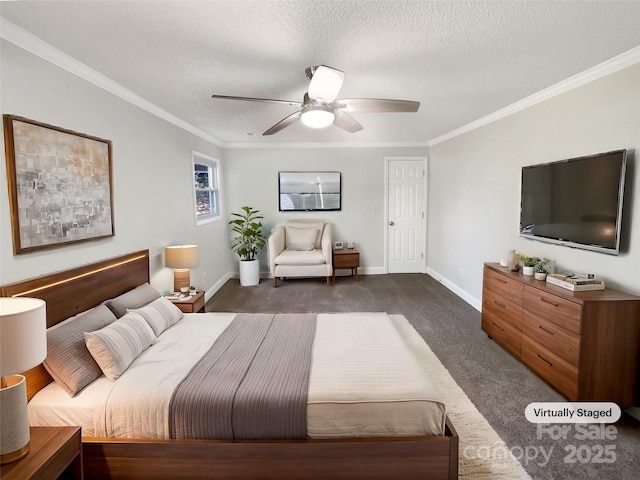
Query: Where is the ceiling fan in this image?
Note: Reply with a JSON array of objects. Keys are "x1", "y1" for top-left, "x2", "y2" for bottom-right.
[{"x1": 211, "y1": 65, "x2": 420, "y2": 135}]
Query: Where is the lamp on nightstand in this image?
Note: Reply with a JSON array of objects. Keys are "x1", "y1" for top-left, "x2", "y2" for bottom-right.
[
  {"x1": 165, "y1": 245, "x2": 199, "y2": 293},
  {"x1": 0, "y1": 297, "x2": 47, "y2": 465}
]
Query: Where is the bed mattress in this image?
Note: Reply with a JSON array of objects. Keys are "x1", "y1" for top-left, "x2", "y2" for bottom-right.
[{"x1": 29, "y1": 312, "x2": 446, "y2": 439}]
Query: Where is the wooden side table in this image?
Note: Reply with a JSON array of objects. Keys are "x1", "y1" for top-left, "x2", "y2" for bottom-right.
[
  {"x1": 0, "y1": 426, "x2": 83, "y2": 480},
  {"x1": 168, "y1": 290, "x2": 205, "y2": 313},
  {"x1": 332, "y1": 248, "x2": 360, "y2": 281}
]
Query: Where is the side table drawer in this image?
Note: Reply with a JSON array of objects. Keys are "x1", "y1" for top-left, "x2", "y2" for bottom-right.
[{"x1": 334, "y1": 253, "x2": 359, "y2": 268}]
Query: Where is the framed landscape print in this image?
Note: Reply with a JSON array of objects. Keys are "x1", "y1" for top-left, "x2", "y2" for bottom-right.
[
  {"x1": 278, "y1": 171, "x2": 342, "y2": 211},
  {"x1": 3, "y1": 115, "x2": 114, "y2": 254}
]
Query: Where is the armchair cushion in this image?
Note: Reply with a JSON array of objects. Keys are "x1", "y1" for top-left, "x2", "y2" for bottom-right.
[
  {"x1": 274, "y1": 250, "x2": 327, "y2": 266},
  {"x1": 285, "y1": 226, "x2": 320, "y2": 251},
  {"x1": 285, "y1": 222, "x2": 324, "y2": 248}
]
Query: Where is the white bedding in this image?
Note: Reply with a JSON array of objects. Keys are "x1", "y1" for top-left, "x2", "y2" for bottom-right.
[{"x1": 29, "y1": 312, "x2": 446, "y2": 438}]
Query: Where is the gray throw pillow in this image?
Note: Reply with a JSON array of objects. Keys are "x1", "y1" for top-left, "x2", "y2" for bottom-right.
[
  {"x1": 104, "y1": 283, "x2": 162, "y2": 318},
  {"x1": 43, "y1": 304, "x2": 117, "y2": 396}
]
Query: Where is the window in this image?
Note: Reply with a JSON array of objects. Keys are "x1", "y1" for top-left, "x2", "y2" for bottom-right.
[{"x1": 193, "y1": 152, "x2": 220, "y2": 225}]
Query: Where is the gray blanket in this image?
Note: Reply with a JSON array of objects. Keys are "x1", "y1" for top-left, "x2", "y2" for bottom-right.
[{"x1": 169, "y1": 313, "x2": 316, "y2": 440}]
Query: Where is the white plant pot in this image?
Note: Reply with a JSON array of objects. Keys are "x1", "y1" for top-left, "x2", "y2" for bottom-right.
[
  {"x1": 534, "y1": 272, "x2": 547, "y2": 281},
  {"x1": 239, "y1": 259, "x2": 260, "y2": 286},
  {"x1": 523, "y1": 266, "x2": 534, "y2": 276}
]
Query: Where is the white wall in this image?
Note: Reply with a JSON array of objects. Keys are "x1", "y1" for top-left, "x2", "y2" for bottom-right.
[
  {"x1": 0, "y1": 41, "x2": 233, "y2": 296},
  {"x1": 224, "y1": 146, "x2": 427, "y2": 275},
  {"x1": 428, "y1": 63, "x2": 640, "y2": 303}
]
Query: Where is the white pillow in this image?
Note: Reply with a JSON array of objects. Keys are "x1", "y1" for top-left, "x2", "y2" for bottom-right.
[
  {"x1": 286, "y1": 222, "x2": 324, "y2": 248},
  {"x1": 129, "y1": 296, "x2": 184, "y2": 337},
  {"x1": 286, "y1": 226, "x2": 320, "y2": 251},
  {"x1": 84, "y1": 311, "x2": 155, "y2": 381}
]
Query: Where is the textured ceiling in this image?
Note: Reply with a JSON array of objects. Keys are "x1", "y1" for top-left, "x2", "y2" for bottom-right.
[{"x1": 1, "y1": 1, "x2": 639, "y2": 146}]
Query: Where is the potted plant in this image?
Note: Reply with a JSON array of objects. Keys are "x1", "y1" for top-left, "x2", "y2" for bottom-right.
[
  {"x1": 229, "y1": 206, "x2": 266, "y2": 286},
  {"x1": 517, "y1": 253, "x2": 539, "y2": 276},
  {"x1": 534, "y1": 258, "x2": 552, "y2": 281}
]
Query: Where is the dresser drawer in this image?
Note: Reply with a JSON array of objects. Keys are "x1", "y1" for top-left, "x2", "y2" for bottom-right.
[
  {"x1": 522, "y1": 310, "x2": 580, "y2": 368},
  {"x1": 523, "y1": 285, "x2": 582, "y2": 334},
  {"x1": 521, "y1": 336, "x2": 578, "y2": 400},
  {"x1": 484, "y1": 268, "x2": 524, "y2": 306},
  {"x1": 482, "y1": 314, "x2": 521, "y2": 359},
  {"x1": 482, "y1": 291, "x2": 523, "y2": 332}
]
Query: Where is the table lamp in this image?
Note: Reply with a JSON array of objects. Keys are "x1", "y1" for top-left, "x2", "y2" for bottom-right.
[
  {"x1": 165, "y1": 244, "x2": 199, "y2": 293},
  {"x1": 0, "y1": 297, "x2": 47, "y2": 464}
]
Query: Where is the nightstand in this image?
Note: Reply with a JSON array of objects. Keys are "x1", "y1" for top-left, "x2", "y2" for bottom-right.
[
  {"x1": 168, "y1": 290, "x2": 205, "y2": 313},
  {"x1": 332, "y1": 248, "x2": 360, "y2": 281},
  {"x1": 0, "y1": 426, "x2": 82, "y2": 480}
]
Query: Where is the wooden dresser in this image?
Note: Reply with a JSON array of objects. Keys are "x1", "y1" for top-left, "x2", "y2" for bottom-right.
[{"x1": 482, "y1": 263, "x2": 640, "y2": 406}]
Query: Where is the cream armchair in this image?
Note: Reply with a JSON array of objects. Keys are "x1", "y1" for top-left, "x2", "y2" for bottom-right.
[{"x1": 268, "y1": 222, "x2": 333, "y2": 287}]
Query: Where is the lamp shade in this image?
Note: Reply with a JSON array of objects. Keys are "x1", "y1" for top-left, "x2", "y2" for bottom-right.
[
  {"x1": 165, "y1": 245, "x2": 199, "y2": 269},
  {"x1": 0, "y1": 297, "x2": 47, "y2": 377}
]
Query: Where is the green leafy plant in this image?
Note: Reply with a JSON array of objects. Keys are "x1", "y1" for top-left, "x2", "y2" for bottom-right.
[
  {"x1": 516, "y1": 252, "x2": 539, "y2": 267},
  {"x1": 229, "y1": 206, "x2": 266, "y2": 261},
  {"x1": 534, "y1": 258, "x2": 552, "y2": 274}
]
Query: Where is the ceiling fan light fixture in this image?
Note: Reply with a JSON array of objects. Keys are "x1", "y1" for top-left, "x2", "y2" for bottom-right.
[{"x1": 301, "y1": 104, "x2": 335, "y2": 129}]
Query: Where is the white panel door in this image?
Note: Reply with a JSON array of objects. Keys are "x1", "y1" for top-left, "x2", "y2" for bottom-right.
[{"x1": 388, "y1": 160, "x2": 424, "y2": 273}]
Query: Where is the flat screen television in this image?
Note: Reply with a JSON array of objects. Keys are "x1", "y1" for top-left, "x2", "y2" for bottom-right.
[{"x1": 519, "y1": 149, "x2": 627, "y2": 255}]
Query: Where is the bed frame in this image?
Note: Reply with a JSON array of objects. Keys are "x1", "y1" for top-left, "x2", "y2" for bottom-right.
[{"x1": 1, "y1": 250, "x2": 459, "y2": 479}]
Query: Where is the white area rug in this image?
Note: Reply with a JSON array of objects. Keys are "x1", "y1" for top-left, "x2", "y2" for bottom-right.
[{"x1": 393, "y1": 315, "x2": 532, "y2": 480}]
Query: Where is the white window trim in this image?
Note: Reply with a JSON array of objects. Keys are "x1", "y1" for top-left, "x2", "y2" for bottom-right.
[{"x1": 192, "y1": 151, "x2": 222, "y2": 226}]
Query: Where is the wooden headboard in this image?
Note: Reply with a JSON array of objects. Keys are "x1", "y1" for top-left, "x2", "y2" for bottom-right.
[{"x1": 0, "y1": 249, "x2": 150, "y2": 399}]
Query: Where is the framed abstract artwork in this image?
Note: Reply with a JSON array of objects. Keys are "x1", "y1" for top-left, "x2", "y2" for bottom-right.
[{"x1": 3, "y1": 115, "x2": 114, "y2": 254}]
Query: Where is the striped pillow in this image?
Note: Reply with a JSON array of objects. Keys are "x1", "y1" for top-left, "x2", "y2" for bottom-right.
[
  {"x1": 129, "y1": 296, "x2": 184, "y2": 336},
  {"x1": 43, "y1": 305, "x2": 117, "y2": 396},
  {"x1": 84, "y1": 311, "x2": 155, "y2": 381}
]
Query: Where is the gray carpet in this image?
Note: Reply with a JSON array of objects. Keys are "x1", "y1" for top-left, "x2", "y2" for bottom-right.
[{"x1": 206, "y1": 273, "x2": 640, "y2": 479}]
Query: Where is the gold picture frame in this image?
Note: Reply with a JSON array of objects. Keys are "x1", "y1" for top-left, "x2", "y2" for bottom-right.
[{"x1": 3, "y1": 115, "x2": 114, "y2": 254}]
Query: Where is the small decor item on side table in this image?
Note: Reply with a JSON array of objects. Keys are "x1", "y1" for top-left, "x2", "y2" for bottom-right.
[
  {"x1": 229, "y1": 206, "x2": 266, "y2": 287},
  {"x1": 534, "y1": 258, "x2": 552, "y2": 280},
  {"x1": 517, "y1": 252, "x2": 539, "y2": 276}
]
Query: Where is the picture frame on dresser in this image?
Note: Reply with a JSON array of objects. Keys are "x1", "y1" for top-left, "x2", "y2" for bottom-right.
[{"x1": 2, "y1": 115, "x2": 114, "y2": 255}]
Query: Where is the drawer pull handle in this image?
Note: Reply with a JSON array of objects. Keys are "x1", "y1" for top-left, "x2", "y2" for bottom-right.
[
  {"x1": 493, "y1": 300, "x2": 507, "y2": 308},
  {"x1": 540, "y1": 297, "x2": 559, "y2": 307},
  {"x1": 537, "y1": 354, "x2": 553, "y2": 367},
  {"x1": 538, "y1": 325, "x2": 554, "y2": 336},
  {"x1": 491, "y1": 321, "x2": 504, "y2": 332}
]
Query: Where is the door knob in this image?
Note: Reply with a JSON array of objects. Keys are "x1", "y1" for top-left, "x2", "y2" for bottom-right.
[{"x1": 389, "y1": 221, "x2": 395, "y2": 226}]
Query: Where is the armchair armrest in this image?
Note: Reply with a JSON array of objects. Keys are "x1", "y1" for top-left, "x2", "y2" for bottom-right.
[
  {"x1": 321, "y1": 223, "x2": 333, "y2": 269},
  {"x1": 268, "y1": 226, "x2": 286, "y2": 275}
]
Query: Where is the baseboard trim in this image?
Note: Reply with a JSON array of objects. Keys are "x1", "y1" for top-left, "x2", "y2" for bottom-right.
[
  {"x1": 204, "y1": 272, "x2": 233, "y2": 301},
  {"x1": 426, "y1": 268, "x2": 482, "y2": 312}
]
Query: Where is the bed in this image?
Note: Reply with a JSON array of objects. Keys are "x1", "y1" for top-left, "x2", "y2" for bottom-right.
[{"x1": 1, "y1": 250, "x2": 459, "y2": 479}]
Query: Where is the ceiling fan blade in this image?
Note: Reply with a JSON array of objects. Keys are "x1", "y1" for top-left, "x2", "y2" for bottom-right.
[
  {"x1": 333, "y1": 110, "x2": 363, "y2": 133},
  {"x1": 212, "y1": 94, "x2": 303, "y2": 107},
  {"x1": 308, "y1": 65, "x2": 345, "y2": 103},
  {"x1": 262, "y1": 111, "x2": 302, "y2": 135},
  {"x1": 333, "y1": 98, "x2": 420, "y2": 113}
]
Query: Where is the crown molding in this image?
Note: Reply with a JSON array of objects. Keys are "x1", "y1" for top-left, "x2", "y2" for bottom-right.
[
  {"x1": 0, "y1": 18, "x2": 223, "y2": 147},
  {"x1": 223, "y1": 140, "x2": 430, "y2": 149},
  {"x1": 428, "y1": 45, "x2": 640, "y2": 147}
]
